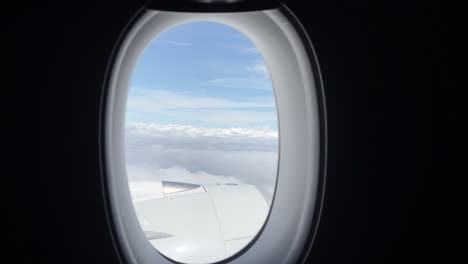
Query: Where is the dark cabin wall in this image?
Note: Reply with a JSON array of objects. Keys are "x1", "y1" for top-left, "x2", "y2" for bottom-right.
[{"x1": 7, "y1": 0, "x2": 437, "y2": 263}]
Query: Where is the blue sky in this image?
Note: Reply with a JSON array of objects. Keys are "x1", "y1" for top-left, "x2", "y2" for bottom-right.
[{"x1": 126, "y1": 21, "x2": 277, "y2": 129}]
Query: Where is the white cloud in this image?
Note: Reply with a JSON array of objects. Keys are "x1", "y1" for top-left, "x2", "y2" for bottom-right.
[
  {"x1": 205, "y1": 61, "x2": 271, "y2": 90},
  {"x1": 206, "y1": 77, "x2": 271, "y2": 90},
  {"x1": 166, "y1": 40, "x2": 192, "y2": 46},
  {"x1": 128, "y1": 89, "x2": 274, "y2": 111},
  {"x1": 245, "y1": 63, "x2": 270, "y2": 78},
  {"x1": 126, "y1": 89, "x2": 277, "y2": 127},
  {"x1": 236, "y1": 46, "x2": 259, "y2": 54},
  {"x1": 125, "y1": 123, "x2": 279, "y2": 198},
  {"x1": 126, "y1": 122, "x2": 278, "y2": 140}
]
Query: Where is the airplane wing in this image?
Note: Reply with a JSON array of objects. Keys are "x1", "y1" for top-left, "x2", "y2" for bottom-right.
[{"x1": 132, "y1": 181, "x2": 269, "y2": 264}]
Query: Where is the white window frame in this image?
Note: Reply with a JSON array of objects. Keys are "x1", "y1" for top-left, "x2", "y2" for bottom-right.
[{"x1": 102, "y1": 6, "x2": 325, "y2": 264}]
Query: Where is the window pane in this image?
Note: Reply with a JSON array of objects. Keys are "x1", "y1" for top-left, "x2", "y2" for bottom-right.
[{"x1": 125, "y1": 21, "x2": 278, "y2": 264}]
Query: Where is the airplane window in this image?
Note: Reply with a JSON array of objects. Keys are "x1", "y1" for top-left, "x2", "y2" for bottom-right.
[
  {"x1": 104, "y1": 7, "x2": 324, "y2": 264},
  {"x1": 125, "y1": 22, "x2": 278, "y2": 264}
]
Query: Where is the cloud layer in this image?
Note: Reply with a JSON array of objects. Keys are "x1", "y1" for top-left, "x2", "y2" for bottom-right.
[
  {"x1": 126, "y1": 89, "x2": 277, "y2": 128},
  {"x1": 125, "y1": 122, "x2": 279, "y2": 197}
]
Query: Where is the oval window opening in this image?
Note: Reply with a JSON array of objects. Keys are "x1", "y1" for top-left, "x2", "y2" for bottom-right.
[{"x1": 125, "y1": 21, "x2": 278, "y2": 264}]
